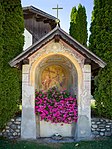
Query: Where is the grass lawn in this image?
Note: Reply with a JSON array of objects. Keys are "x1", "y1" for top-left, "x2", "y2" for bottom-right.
[{"x1": 0, "y1": 137, "x2": 112, "y2": 149}]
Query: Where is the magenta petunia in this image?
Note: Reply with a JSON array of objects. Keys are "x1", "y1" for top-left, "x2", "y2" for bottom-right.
[{"x1": 35, "y1": 88, "x2": 78, "y2": 124}]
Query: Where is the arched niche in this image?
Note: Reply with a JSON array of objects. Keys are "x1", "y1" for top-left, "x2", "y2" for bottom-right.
[
  {"x1": 29, "y1": 51, "x2": 83, "y2": 137},
  {"x1": 35, "y1": 54, "x2": 78, "y2": 96}
]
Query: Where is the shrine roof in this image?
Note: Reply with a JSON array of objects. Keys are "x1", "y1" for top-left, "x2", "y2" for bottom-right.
[
  {"x1": 9, "y1": 26, "x2": 106, "y2": 69},
  {"x1": 23, "y1": 6, "x2": 58, "y2": 22}
]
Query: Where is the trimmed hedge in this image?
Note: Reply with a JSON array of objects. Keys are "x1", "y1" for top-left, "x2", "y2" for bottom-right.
[
  {"x1": 94, "y1": 62, "x2": 112, "y2": 119},
  {"x1": 0, "y1": 0, "x2": 24, "y2": 129},
  {"x1": 89, "y1": 0, "x2": 112, "y2": 119}
]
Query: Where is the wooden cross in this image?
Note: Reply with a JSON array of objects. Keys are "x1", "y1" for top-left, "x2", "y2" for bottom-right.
[{"x1": 52, "y1": 4, "x2": 63, "y2": 19}]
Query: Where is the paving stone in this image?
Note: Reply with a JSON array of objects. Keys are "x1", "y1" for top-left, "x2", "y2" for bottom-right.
[
  {"x1": 16, "y1": 129, "x2": 20, "y2": 133},
  {"x1": 8, "y1": 132, "x2": 12, "y2": 136},
  {"x1": 100, "y1": 132, "x2": 104, "y2": 136},
  {"x1": 10, "y1": 124, "x2": 17, "y2": 129},
  {"x1": 96, "y1": 128, "x2": 101, "y2": 131},
  {"x1": 105, "y1": 132, "x2": 111, "y2": 136},
  {"x1": 13, "y1": 132, "x2": 17, "y2": 136},
  {"x1": 96, "y1": 122, "x2": 101, "y2": 124},
  {"x1": 9, "y1": 128, "x2": 14, "y2": 133},
  {"x1": 91, "y1": 121, "x2": 95, "y2": 124},
  {"x1": 99, "y1": 124, "x2": 105, "y2": 128},
  {"x1": 91, "y1": 128, "x2": 95, "y2": 131},
  {"x1": 105, "y1": 119, "x2": 109, "y2": 123},
  {"x1": 17, "y1": 125, "x2": 21, "y2": 129},
  {"x1": 14, "y1": 121, "x2": 21, "y2": 125},
  {"x1": 106, "y1": 128, "x2": 111, "y2": 131},
  {"x1": 7, "y1": 122, "x2": 12, "y2": 126},
  {"x1": 6, "y1": 129, "x2": 10, "y2": 133},
  {"x1": 106, "y1": 125, "x2": 110, "y2": 128},
  {"x1": 100, "y1": 129, "x2": 105, "y2": 132},
  {"x1": 6, "y1": 126, "x2": 10, "y2": 129},
  {"x1": 2, "y1": 129, "x2": 5, "y2": 132},
  {"x1": 16, "y1": 117, "x2": 21, "y2": 122},
  {"x1": 92, "y1": 131, "x2": 99, "y2": 135},
  {"x1": 92, "y1": 125, "x2": 97, "y2": 129}
]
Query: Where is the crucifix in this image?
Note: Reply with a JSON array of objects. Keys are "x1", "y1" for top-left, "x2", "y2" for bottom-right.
[{"x1": 52, "y1": 4, "x2": 63, "y2": 19}]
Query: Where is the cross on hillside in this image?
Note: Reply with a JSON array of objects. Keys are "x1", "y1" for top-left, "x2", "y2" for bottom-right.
[{"x1": 52, "y1": 4, "x2": 63, "y2": 19}]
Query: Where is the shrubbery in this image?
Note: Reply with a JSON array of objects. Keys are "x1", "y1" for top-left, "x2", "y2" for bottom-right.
[
  {"x1": 0, "y1": 0, "x2": 24, "y2": 130},
  {"x1": 94, "y1": 62, "x2": 112, "y2": 119},
  {"x1": 89, "y1": 0, "x2": 112, "y2": 119}
]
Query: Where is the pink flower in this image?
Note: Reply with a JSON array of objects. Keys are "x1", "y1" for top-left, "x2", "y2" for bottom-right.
[{"x1": 35, "y1": 89, "x2": 78, "y2": 124}]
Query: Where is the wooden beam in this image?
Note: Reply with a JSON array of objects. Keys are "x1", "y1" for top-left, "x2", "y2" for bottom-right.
[
  {"x1": 44, "y1": 19, "x2": 51, "y2": 23},
  {"x1": 22, "y1": 58, "x2": 29, "y2": 65},
  {"x1": 24, "y1": 14, "x2": 35, "y2": 19},
  {"x1": 35, "y1": 17, "x2": 46, "y2": 22},
  {"x1": 54, "y1": 35, "x2": 60, "y2": 42},
  {"x1": 84, "y1": 59, "x2": 91, "y2": 65}
]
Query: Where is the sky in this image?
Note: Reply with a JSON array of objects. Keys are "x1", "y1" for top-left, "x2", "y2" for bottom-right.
[{"x1": 21, "y1": 0, "x2": 94, "y2": 38}]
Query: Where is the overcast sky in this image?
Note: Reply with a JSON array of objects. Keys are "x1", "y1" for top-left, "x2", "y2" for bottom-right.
[{"x1": 21, "y1": 0, "x2": 94, "y2": 38}]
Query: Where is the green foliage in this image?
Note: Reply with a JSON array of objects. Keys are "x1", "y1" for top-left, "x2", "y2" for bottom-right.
[
  {"x1": 69, "y1": 4, "x2": 88, "y2": 47},
  {"x1": 2, "y1": 0, "x2": 24, "y2": 64},
  {"x1": 70, "y1": 6, "x2": 77, "y2": 23},
  {"x1": 0, "y1": 0, "x2": 24, "y2": 129},
  {"x1": 47, "y1": 87, "x2": 70, "y2": 101},
  {"x1": 94, "y1": 62, "x2": 112, "y2": 118},
  {"x1": 0, "y1": 2, "x2": 4, "y2": 72},
  {"x1": 69, "y1": 7, "x2": 78, "y2": 44},
  {"x1": 89, "y1": 0, "x2": 112, "y2": 118},
  {"x1": 89, "y1": 0, "x2": 112, "y2": 62}
]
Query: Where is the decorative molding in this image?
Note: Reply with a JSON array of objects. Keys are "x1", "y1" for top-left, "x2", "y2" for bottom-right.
[
  {"x1": 38, "y1": 55, "x2": 73, "y2": 69},
  {"x1": 29, "y1": 41, "x2": 85, "y2": 68},
  {"x1": 80, "y1": 89, "x2": 90, "y2": 115}
]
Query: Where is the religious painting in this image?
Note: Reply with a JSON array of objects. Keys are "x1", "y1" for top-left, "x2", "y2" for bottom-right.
[{"x1": 41, "y1": 65, "x2": 67, "y2": 91}]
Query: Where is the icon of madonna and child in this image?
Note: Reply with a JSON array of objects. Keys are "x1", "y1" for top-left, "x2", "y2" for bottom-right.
[{"x1": 41, "y1": 65, "x2": 67, "y2": 91}]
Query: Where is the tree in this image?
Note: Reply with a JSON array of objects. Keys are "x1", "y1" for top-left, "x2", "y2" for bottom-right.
[
  {"x1": 0, "y1": 0, "x2": 24, "y2": 129},
  {"x1": 89, "y1": 0, "x2": 112, "y2": 118},
  {"x1": 89, "y1": 0, "x2": 112, "y2": 62},
  {"x1": 0, "y1": 1, "x2": 4, "y2": 73},
  {"x1": 0, "y1": 3, "x2": 4, "y2": 124},
  {"x1": 69, "y1": 6, "x2": 77, "y2": 40},
  {"x1": 69, "y1": 4, "x2": 88, "y2": 47},
  {"x1": 94, "y1": 62, "x2": 112, "y2": 118}
]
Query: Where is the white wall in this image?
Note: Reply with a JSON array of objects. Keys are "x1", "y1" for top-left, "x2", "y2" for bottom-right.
[
  {"x1": 23, "y1": 29, "x2": 32, "y2": 51},
  {"x1": 40, "y1": 120, "x2": 74, "y2": 137}
]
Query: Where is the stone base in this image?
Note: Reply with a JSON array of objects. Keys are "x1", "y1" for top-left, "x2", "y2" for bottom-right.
[
  {"x1": 39, "y1": 120, "x2": 76, "y2": 137},
  {"x1": 76, "y1": 115, "x2": 91, "y2": 140},
  {"x1": 21, "y1": 108, "x2": 36, "y2": 139}
]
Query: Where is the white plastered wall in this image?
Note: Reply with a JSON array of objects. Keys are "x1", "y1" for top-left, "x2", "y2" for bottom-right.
[{"x1": 23, "y1": 28, "x2": 32, "y2": 51}]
